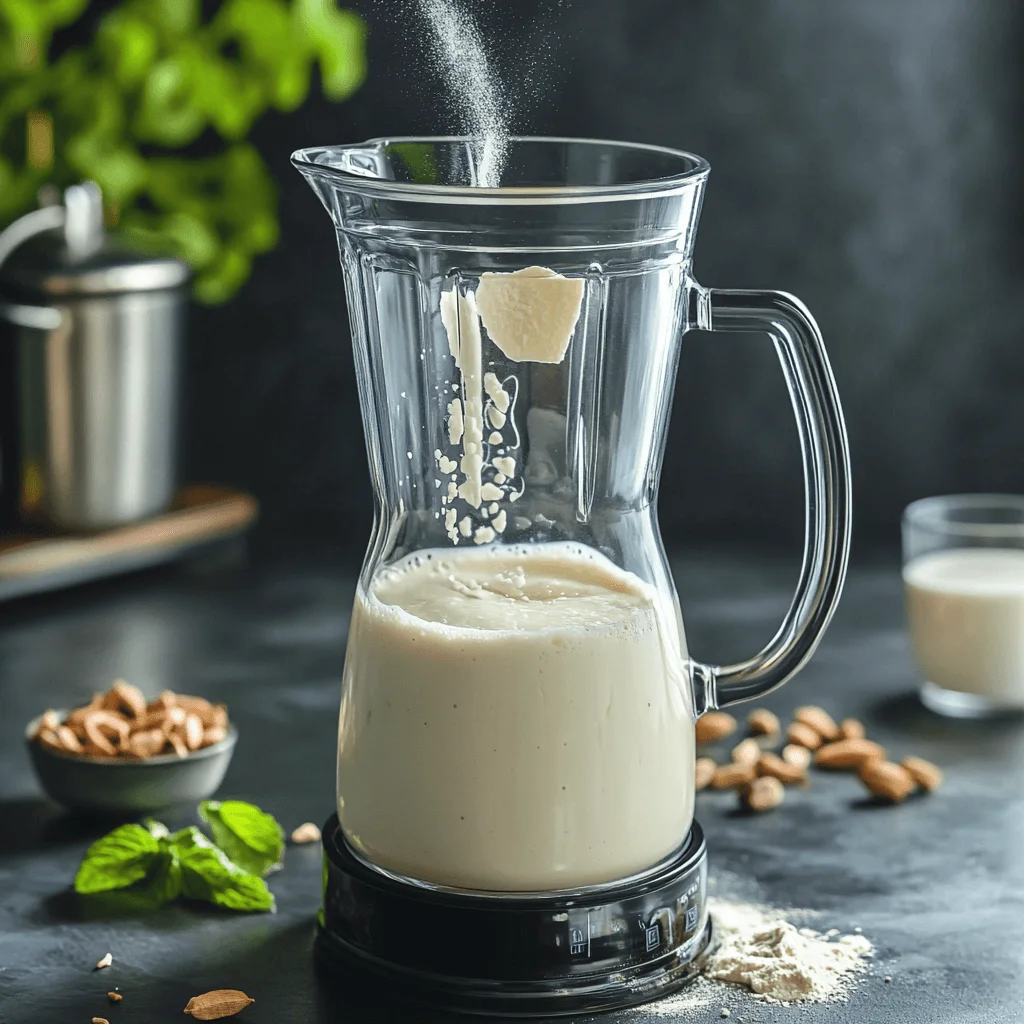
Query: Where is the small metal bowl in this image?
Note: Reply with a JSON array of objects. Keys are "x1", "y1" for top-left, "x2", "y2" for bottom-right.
[{"x1": 25, "y1": 712, "x2": 238, "y2": 815}]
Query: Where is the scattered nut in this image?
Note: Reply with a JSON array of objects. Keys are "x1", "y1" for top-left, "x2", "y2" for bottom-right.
[
  {"x1": 695, "y1": 757, "x2": 717, "y2": 791},
  {"x1": 731, "y1": 738, "x2": 761, "y2": 766},
  {"x1": 902, "y1": 756, "x2": 943, "y2": 792},
  {"x1": 781, "y1": 743, "x2": 812, "y2": 770},
  {"x1": 183, "y1": 989, "x2": 255, "y2": 1020},
  {"x1": 786, "y1": 721, "x2": 823, "y2": 750},
  {"x1": 794, "y1": 706, "x2": 841, "y2": 741},
  {"x1": 711, "y1": 762, "x2": 757, "y2": 789},
  {"x1": 815, "y1": 739, "x2": 886, "y2": 770},
  {"x1": 290, "y1": 822, "x2": 322, "y2": 844},
  {"x1": 746, "y1": 708, "x2": 780, "y2": 736},
  {"x1": 757, "y1": 751, "x2": 806, "y2": 784},
  {"x1": 839, "y1": 717, "x2": 865, "y2": 740},
  {"x1": 741, "y1": 776, "x2": 785, "y2": 811},
  {"x1": 695, "y1": 711, "x2": 737, "y2": 745},
  {"x1": 92, "y1": 1017, "x2": 110, "y2": 1024},
  {"x1": 107, "y1": 991, "x2": 122, "y2": 1002},
  {"x1": 95, "y1": 952, "x2": 112, "y2": 969},
  {"x1": 859, "y1": 760, "x2": 915, "y2": 802}
]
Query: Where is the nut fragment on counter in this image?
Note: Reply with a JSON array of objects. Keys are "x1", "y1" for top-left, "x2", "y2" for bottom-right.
[
  {"x1": 793, "y1": 705, "x2": 840, "y2": 742},
  {"x1": 815, "y1": 739, "x2": 886, "y2": 770},
  {"x1": 31, "y1": 684, "x2": 230, "y2": 761},
  {"x1": 741, "y1": 776, "x2": 785, "y2": 811},
  {"x1": 290, "y1": 822, "x2": 322, "y2": 844},
  {"x1": 786, "y1": 721, "x2": 823, "y2": 750},
  {"x1": 731, "y1": 738, "x2": 761, "y2": 766},
  {"x1": 839, "y1": 717, "x2": 865, "y2": 740},
  {"x1": 695, "y1": 711, "x2": 737, "y2": 745},
  {"x1": 902, "y1": 756, "x2": 943, "y2": 791},
  {"x1": 859, "y1": 760, "x2": 916, "y2": 802},
  {"x1": 695, "y1": 757, "x2": 717, "y2": 791},
  {"x1": 95, "y1": 952, "x2": 112, "y2": 969},
  {"x1": 757, "y1": 751, "x2": 806, "y2": 784},
  {"x1": 107, "y1": 991, "x2": 123, "y2": 1002},
  {"x1": 747, "y1": 708, "x2": 780, "y2": 737},
  {"x1": 711, "y1": 762, "x2": 757, "y2": 789}
]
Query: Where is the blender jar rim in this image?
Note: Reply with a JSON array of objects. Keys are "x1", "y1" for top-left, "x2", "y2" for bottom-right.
[{"x1": 290, "y1": 135, "x2": 711, "y2": 205}]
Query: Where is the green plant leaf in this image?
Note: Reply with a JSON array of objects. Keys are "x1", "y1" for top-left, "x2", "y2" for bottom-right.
[
  {"x1": 296, "y1": 0, "x2": 366, "y2": 101},
  {"x1": 198, "y1": 799, "x2": 284, "y2": 877},
  {"x1": 73, "y1": 824, "x2": 163, "y2": 894},
  {"x1": 172, "y1": 827, "x2": 274, "y2": 912}
]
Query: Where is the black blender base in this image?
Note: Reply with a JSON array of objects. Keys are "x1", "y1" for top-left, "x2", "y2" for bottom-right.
[{"x1": 315, "y1": 815, "x2": 711, "y2": 1017}]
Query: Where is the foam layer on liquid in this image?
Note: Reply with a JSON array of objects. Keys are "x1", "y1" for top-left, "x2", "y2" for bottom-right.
[{"x1": 338, "y1": 544, "x2": 695, "y2": 891}]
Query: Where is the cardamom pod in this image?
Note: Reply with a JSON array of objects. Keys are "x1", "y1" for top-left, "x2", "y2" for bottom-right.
[{"x1": 183, "y1": 989, "x2": 255, "y2": 1020}]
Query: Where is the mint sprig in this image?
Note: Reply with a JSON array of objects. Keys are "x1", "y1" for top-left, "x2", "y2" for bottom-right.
[{"x1": 73, "y1": 800, "x2": 283, "y2": 913}]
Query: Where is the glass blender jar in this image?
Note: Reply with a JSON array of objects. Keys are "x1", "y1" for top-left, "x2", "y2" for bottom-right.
[{"x1": 294, "y1": 137, "x2": 851, "y2": 1015}]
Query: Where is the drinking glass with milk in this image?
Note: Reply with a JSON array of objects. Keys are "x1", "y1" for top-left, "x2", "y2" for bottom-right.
[
  {"x1": 904, "y1": 494, "x2": 1024, "y2": 718},
  {"x1": 294, "y1": 137, "x2": 852, "y2": 893}
]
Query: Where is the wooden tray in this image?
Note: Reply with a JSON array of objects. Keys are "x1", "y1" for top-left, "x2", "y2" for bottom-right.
[{"x1": 0, "y1": 484, "x2": 258, "y2": 601}]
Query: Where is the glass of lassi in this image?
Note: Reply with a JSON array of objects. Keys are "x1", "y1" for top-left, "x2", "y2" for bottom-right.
[{"x1": 904, "y1": 494, "x2": 1024, "y2": 718}]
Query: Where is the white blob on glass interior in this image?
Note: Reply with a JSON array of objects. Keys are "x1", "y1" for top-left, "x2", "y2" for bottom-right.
[
  {"x1": 440, "y1": 288, "x2": 486, "y2": 509},
  {"x1": 476, "y1": 266, "x2": 585, "y2": 364}
]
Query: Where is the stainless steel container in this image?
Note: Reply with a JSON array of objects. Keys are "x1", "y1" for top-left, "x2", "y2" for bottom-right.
[{"x1": 0, "y1": 184, "x2": 190, "y2": 531}]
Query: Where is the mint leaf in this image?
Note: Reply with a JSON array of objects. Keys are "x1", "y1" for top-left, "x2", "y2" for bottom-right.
[
  {"x1": 172, "y1": 827, "x2": 274, "y2": 912},
  {"x1": 198, "y1": 800, "x2": 283, "y2": 877},
  {"x1": 136, "y1": 847, "x2": 183, "y2": 906},
  {"x1": 74, "y1": 824, "x2": 163, "y2": 894}
]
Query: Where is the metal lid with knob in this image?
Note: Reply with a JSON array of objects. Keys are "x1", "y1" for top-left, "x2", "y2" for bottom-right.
[{"x1": 0, "y1": 182, "x2": 190, "y2": 300}]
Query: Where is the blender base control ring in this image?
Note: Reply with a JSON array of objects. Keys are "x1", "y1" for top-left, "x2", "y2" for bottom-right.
[{"x1": 315, "y1": 814, "x2": 711, "y2": 1017}]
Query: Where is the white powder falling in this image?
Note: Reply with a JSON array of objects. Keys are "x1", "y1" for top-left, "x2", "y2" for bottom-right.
[
  {"x1": 703, "y1": 898, "x2": 872, "y2": 1004},
  {"x1": 416, "y1": 0, "x2": 509, "y2": 187}
]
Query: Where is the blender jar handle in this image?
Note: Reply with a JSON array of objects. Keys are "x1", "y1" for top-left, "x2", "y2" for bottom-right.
[{"x1": 686, "y1": 283, "x2": 852, "y2": 714}]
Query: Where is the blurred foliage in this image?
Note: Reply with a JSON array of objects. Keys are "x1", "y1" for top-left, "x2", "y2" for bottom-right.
[{"x1": 0, "y1": 0, "x2": 365, "y2": 302}]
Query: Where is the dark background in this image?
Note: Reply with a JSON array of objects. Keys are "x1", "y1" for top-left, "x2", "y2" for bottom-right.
[{"x1": 120, "y1": 1, "x2": 1024, "y2": 557}]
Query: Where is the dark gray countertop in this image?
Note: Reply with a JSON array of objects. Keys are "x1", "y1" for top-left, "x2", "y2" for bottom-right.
[{"x1": 1, "y1": 550, "x2": 1022, "y2": 1024}]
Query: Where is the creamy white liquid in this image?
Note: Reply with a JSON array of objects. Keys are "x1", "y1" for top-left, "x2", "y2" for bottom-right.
[
  {"x1": 904, "y1": 548, "x2": 1024, "y2": 706},
  {"x1": 337, "y1": 544, "x2": 694, "y2": 891}
]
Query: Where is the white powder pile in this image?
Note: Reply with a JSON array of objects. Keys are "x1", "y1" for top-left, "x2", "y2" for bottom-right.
[
  {"x1": 625, "y1": 897, "x2": 873, "y2": 1020},
  {"x1": 415, "y1": 0, "x2": 509, "y2": 186},
  {"x1": 703, "y1": 897, "x2": 873, "y2": 1004}
]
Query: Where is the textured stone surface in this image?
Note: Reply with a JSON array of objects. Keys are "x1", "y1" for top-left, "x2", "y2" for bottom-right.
[{"x1": 1, "y1": 551, "x2": 1022, "y2": 1022}]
